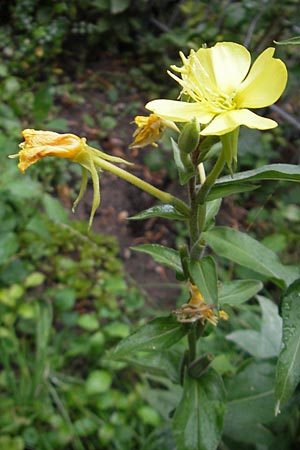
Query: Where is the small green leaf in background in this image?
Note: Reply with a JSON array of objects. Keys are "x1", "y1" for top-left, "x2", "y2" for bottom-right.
[
  {"x1": 189, "y1": 256, "x2": 218, "y2": 307},
  {"x1": 129, "y1": 204, "x2": 186, "y2": 221},
  {"x1": 203, "y1": 226, "x2": 299, "y2": 288},
  {"x1": 219, "y1": 279, "x2": 263, "y2": 306},
  {"x1": 77, "y1": 313, "x2": 99, "y2": 331},
  {"x1": 131, "y1": 244, "x2": 182, "y2": 274},
  {"x1": 226, "y1": 296, "x2": 282, "y2": 359},
  {"x1": 110, "y1": 316, "x2": 188, "y2": 359},
  {"x1": 275, "y1": 278, "x2": 300, "y2": 414},
  {"x1": 0, "y1": 232, "x2": 19, "y2": 264},
  {"x1": 110, "y1": 0, "x2": 131, "y2": 14},
  {"x1": 42, "y1": 193, "x2": 69, "y2": 223},
  {"x1": 32, "y1": 86, "x2": 53, "y2": 125},
  {"x1": 173, "y1": 370, "x2": 226, "y2": 450},
  {"x1": 85, "y1": 370, "x2": 112, "y2": 394}
]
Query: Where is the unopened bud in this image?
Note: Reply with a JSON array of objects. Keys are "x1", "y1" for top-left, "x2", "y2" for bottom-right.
[{"x1": 178, "y1": 118, "x2": 200, "y2": 154}]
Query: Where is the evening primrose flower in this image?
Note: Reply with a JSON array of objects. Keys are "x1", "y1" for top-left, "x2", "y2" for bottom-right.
[
  {"x1": 174, "y1": 283, "x2": 228, "y2": 324},
  {"x1": 9, "y1": 129, "x2": 131, "y2": 228},
  {"x1": 146, "y1": 42, "x2": 288, "y2": 136},
  {"x1": 130, "y1": 114, "x2": 179, "y2": 148}
]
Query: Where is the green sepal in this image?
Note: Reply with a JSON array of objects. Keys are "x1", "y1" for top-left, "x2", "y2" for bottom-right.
[
  {"x1": 220, "y1": 128, "x2": 239, "y2": 172},
  {"x1": 178, "y1": 118, "x2": 200, "y2": 154}
]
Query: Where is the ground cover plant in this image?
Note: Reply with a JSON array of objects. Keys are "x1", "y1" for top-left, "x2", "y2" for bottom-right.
[{"x1": 2, "y1": 2, "x2": 300, "y2": 450}]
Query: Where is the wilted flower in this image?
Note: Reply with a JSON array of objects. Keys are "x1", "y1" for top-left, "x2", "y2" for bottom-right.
[
  {"x1": 146, "y1": 42, "x2": 287, "y2": 136},
  {"x1": 9, "y1": 129, "x2": 131, "y2": 228},
  {"x1": 174, "y1": 283, "x2": 228, "y2": 325},
  {"x1": 130, "y1": 114, "x2": 178, "y2": 148},
  {"x1": 9, "y1": 129, "x2": 85, "y2": 173}
]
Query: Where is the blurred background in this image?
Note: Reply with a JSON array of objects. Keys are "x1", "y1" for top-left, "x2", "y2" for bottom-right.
[{"x1": 0, "y1": 1, "x2": 300, "y2": 449}]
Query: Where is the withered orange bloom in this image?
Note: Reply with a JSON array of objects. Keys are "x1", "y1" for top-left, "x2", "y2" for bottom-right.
[
  {"x1": 9, "y1": 129, "x2": 85, "y2": 173},
  {"x1": 174, "y1": 283, "x2": 229, "y2": 325},
  {"x1": 9, "y1": 129, "x2": 131, "y2": 228},
  {"x1": 130, "y1": 114, "x2": 178, "y2": 149}
]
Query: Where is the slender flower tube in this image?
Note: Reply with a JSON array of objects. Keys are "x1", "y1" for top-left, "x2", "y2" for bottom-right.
[
  {"x1": 130, "y1": 114, "x2": 179, "y2": 148},
  {"x1": 146, "y1": 42, "x2": 288, "y2": 136},
  {"x1": 10, "y1": 129, "x2": 189, "y2": 227},
  {"x1": 9, "y1": 129, "x2": 132, "y2": 228}
]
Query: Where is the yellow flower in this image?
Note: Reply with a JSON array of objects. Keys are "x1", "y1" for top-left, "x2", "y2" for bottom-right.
[
  {"x1": 130, "y1": 114, "x2": 178, "y2": 148},
  {"x1": 9, "y1": 129, "x2": 131, "y2": 228},
  {"x1": 146, "y1": 42, "x2": 288, "y2": 136}
]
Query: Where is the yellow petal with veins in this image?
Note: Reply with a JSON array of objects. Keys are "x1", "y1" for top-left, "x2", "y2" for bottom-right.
[{"x1": 236, "y1": 48, "x2": 288, "y2": 108}]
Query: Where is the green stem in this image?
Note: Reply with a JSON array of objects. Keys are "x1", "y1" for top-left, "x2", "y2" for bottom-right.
[
  {"x1": 92, "y1": 155, "x2": 190, "y2": 216},
  {"x1": 196, "y1": 147, "x2": 227, "y2": 205},
  {"x1": 188, "y1": 325, "x2": 197, "y2": 363}
]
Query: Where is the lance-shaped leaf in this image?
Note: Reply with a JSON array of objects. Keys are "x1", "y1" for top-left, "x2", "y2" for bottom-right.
[
  {"x1": 219, "y1": 279, "x2": 263, "y2": 306},
  {"x1": 189, "y1": 256, "x2": 218, "y2": 306},
  {"x1": 217, "y1": 163, "x2": 300, "y2": 184},
  {"x1": 173, "y1": 370, "x2": 226, "y2": 450},
  {"x1": 110, "y1": 316, "x2": 188, "y2": 359},
  {"x1": 129, "y1": 204, "x2": 186, "y2": 221},
  {"x1": 275, "y1": 279, "x2": 300, "y2": 414},
  {"x1": 208, "y1": 163, "x2": 300, "y2": 201},
  {"x1": 203, "y1": 227, "x2": 299, "y2": 288},
  {"x1": 224, "y1": 361, "x2": 276, "y2": 446},
  {"x1": 131, "y1": 244, "x2": 182, "y2": 274}
]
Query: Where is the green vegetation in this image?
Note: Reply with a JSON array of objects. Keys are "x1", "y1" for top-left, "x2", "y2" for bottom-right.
[{"x1": 1, "y1": 1, "x2": 300, "y2": 449}]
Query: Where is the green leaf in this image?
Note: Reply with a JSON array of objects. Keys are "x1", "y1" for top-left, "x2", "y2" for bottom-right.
[
  {"x1": 85, "y1": 370, "x2": 112, "y2": 394},
  {"x1": 227, "y1": 296, "x2": 282, "y2": 359},
  {"x1": 33, "y1": 86, "x2": 53, "y2": 125},
  {"x1": 110, "y1": 316, "x2": 188, "y2": 358},
  {"x1": 110, "y1": 0, "x2": 130, "y2": 13},
  {"x1": 173, "y1": 370, "x2": 226, "y2": 450},
  {"x1": 219, "y1": 279, "x2": 263, "y2": 306},
  {"x1": 217, "y1": 163, "x2": 300, "y2": 185},
  {"x1": 204, "y1": 199, "x2": 222, "y2": 230},
  {"x1": 203, "y1": 227, "x2": 299, "y2": 288},
  {"x1": 42, "y1": 194, "x2": 69, "y2": 223},
  {"x1": 224, "y1": 361, "x2": 276, "y2": 445},
  {"x1": 275, "y1": 279, "x2": 300, "y2": 413},
  {"x1": 0, "y1": 232, "x2": 19, "y2": 264},
  {"x1": 131, "y1": 244, "x2": 182, "y2": 274},
  {"x1": 189, "y1": 257, "x2": 218, "y2": 307},
  {"x1": 129, "y1": 204, "x2": 186, "y2": 221},
  {"x1": 207, "y1": 182, "x2": 259, "y2": 201}
]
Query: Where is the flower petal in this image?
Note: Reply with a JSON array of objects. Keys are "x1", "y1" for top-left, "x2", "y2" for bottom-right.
[
  {"x1": 201, "y1": 109, "x2": 278, "y2": 136},
  {"x1": 210, "y1": 42, "x2": 251, "y2": 93},
  {"x1": 146, "y1": 99, "x2": 214, "y2": 123},
  {"x1": 235, "y1": 48, "x2": 288, "y2": 108}
]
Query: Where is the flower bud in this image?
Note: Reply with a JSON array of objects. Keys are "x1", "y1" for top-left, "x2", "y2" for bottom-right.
[{"x1": 178, "y1": 118, "x2": 200, "y2": 154}]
